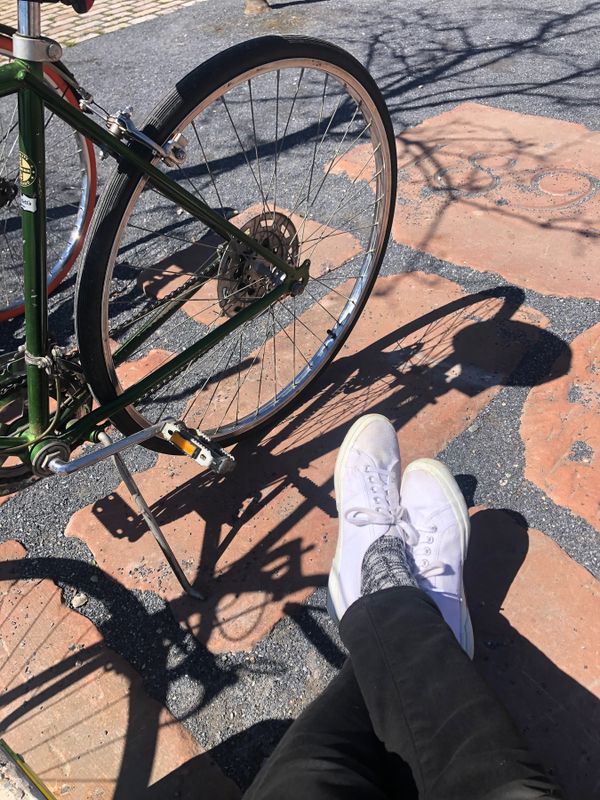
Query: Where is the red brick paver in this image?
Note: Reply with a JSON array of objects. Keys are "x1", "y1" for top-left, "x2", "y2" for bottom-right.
[
  {"x1": 0, "y1": 0, "x2": 207, "y2": 45},
  {"x1": 0, "y1": 540, "x2": 240, "y2": 800},
  {"x1": 337, "y1": 103, "x2": 600, "y2": 299},
  {"x1": 65, "y1": 270, "x2": 549, "y2": 651},
  {"x1": 466, "y1": 508, "x2": 600, "y2": 799},
  {"x1": 520, "y1": 322, "x2": 600, "y2": 531}
]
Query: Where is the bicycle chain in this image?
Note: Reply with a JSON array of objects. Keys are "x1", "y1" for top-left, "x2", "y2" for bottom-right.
[
  {"x1": 108, "y1": 269, "x2": 218, "y2": 406},
  {"x1": 108, "y1": 270, "x2": 205, "y2": 339},
  {"x1": 0, "y1": 345, "x2": 85, "y2": 403},
  {"x1": 0, "y1": 273, "x2": 207, "y2": 410}
]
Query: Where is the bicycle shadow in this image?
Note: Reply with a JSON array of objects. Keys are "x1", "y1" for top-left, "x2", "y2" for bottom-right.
[
  {"x1": 82, "y1": 282, "x2": 571, "y2": 652},
  {"x1": 0, "y1": 555, "x2": 244, "y2": 799}
]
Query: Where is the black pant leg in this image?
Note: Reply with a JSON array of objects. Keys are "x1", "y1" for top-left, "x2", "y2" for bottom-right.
[
  {"x1": 243, "y1": 659, "x2": 417, "y2": 800},
  {"x1": 340, "y1": 586, "x2": 563, "y2": 800}
]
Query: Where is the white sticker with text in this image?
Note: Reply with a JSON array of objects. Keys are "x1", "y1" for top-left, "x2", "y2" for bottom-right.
[{"x1": 21, "y1": 195, "x2": 37, "y2": 213}]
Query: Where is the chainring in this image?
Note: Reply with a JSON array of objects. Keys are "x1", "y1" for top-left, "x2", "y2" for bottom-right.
[{"x1": 0, "y1": 350, "x2": 91, "y2": 495}]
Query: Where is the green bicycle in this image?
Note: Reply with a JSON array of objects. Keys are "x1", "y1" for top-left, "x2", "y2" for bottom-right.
[{"x1": 0, "y1": 0, "x2": 397, "y2": 592}]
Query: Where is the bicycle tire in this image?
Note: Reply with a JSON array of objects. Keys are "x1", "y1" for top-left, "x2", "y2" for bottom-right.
[
  {"x1": 76, "y1": 35, "x2": 397, "y2": 452},
  {"x1": 0, "y1": 26, "x2": 96, "y2": 321}
]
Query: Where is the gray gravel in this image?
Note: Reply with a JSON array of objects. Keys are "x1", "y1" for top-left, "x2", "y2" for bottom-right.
[{"x1": 1, "y1": 0, "x2": 599, "y2": 793}]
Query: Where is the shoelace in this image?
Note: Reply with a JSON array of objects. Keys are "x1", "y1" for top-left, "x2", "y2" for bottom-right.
[
  {"x1": 344, "y1": 462, "x2": 401, "y2": 532},
  {"x1": 345, "y1": 463, "x2": 446, "y2": 580}
]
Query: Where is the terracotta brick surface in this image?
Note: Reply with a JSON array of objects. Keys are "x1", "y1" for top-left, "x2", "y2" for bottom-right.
[
  {"x1": 0, "y1": 541, "x2": 240, "y2": 800},
  {"x1": 466, "y1": 508, "x2": 600, "y2": 799},
  {"x1": 337, "y1": 103, "x2": 600, "y2": 299},
  {"x1": 520, "y1": 322, "x2": 599, "y2": 531},
  {"x1": 65, "y1": 271, "x2": 551, "y2": 651},
  {"x1": 0, "y1": 0, "x2": 207, "y2": 45}
]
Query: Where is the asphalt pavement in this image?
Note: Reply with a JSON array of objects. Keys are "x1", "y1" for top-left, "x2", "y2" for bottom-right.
[{"x1": 0, "y1": 1, "x2": 599, "y2": 796}]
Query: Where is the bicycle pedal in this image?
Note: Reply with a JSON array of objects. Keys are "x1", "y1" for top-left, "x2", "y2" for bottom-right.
[{"x1": 161, "y1": 421, "x2": 235, "y2": 475}]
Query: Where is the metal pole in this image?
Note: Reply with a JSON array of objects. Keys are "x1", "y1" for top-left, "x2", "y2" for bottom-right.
[
  {"x1": 98, "y1": 432, "x2": 205, "y2": 600},
  {"x1": 18, "y1": 1, "x2": 41, "y2": 37}
]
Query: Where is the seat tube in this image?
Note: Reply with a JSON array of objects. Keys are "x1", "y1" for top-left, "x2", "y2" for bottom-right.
[{"x1": 18, "y1": 1, "x2": 49, "y2": 436}]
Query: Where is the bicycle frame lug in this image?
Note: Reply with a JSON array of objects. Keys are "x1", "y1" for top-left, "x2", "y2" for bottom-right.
[
  {"x1": 31, "y1": 440, "x2": 71, "y2": 478},
  {"x1": 288, "y1": 259, "x2": 311, "y2": 297},
  {"x1": 13, "y1": 34, "x2": 63, "y2": 63}
]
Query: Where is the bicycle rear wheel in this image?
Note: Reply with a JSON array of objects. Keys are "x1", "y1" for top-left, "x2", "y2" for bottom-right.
[
  {"x1": 76, "y1": 35, "x2": 397, "y2": 450},
  {"x1": 0, "y1": 25, "x2": 96, "y2": 321}
]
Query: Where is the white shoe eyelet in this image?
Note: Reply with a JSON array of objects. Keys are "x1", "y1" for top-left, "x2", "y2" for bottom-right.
[
  {"x1": 421, "y1": 559, "x2": 429, "y2": 567},
  {"x1": 427, "y1": 536, "x2": 434, "y2": 544},
  {"x1": 424, "y1": 547, "x2": 431, "y2": 556}
]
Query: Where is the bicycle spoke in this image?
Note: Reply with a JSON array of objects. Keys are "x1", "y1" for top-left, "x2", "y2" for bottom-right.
[
  {"x1": 220, "y1": 95, "x2": 269, "y2": 212},
  {"x1": 263, "y1": 68, "x2": 305, "y2": 211},
  {"x1": 91, "y1": 48, "x2": 393, "y2": 440},
  {"x1": 191, "y1": 121, "x2": 226, "y2": 212},
  {"x1": 247, "y1": 80, "x2": 266, "y2": 217}
]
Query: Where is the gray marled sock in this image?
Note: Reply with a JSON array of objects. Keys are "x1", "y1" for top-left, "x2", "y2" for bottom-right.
[{"x1": 361, "y1": 535, "x2": 417, "y2": 595}]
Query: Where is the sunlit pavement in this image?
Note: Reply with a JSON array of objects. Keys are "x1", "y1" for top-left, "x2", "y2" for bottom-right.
[{"x1": 0, "y1": 1, "x2": 599, "y2": 798}]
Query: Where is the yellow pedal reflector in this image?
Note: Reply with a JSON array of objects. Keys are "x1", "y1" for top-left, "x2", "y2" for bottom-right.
[
  {"x1": 160, "y1": 420, "x2": 235, "y2": 475},
  {"x1": 170, "y1": 431, "x2": 197, "y2": 457}
]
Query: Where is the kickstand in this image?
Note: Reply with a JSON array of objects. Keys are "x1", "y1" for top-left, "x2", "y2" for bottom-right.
[{"x1": 98, "y1": 432, "x2": 204, "y2": 600}]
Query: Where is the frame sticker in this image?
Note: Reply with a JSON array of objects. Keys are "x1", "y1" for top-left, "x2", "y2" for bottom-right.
[
  {"x1": 21, "y1": 194, "x2": 37, "y2": 213},
  {"x1": 19, "y1": 153, "x2": 37, "y2": 188}
]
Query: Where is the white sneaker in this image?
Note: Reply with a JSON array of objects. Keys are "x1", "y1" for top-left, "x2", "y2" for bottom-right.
[
  {"x1": 327, "y1": 414, "x2": 403, "y2": 623},
  {"x1": 400, "y1": 458, "x2": 474, "y2": 658}
]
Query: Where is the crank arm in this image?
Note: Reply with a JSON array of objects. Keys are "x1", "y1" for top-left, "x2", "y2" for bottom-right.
[
  {"x1": 46, "y1": 421, "x2": 169, "y2": 475},
  {"x1": 47, "y1": 418, "x2": 235, "y2": 477}
]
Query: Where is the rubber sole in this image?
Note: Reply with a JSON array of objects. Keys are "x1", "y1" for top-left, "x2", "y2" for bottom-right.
[{"x1": 401, "y1": 458, "x2": 474, "y2": 658}]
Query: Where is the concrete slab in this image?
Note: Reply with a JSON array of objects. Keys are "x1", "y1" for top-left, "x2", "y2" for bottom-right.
[
  {"x1": 65, "y1": 271, "x2": 550, "y2": 652},
  {"x1": 0, "y1": 541, "x2": 240, "y2": 800}
]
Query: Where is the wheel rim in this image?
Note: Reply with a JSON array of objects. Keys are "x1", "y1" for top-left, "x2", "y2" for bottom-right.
[
  {"x1": 0, "y1": 40, "x2": 95, "y2": 319},
  {"x1": 100, "y1": 56, "x2": 394, "y2": 441}
]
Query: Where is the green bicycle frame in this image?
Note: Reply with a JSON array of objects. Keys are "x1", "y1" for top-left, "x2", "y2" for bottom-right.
[{"x1": 0, "y1": 56, "x2": 306, "y2": 455}]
